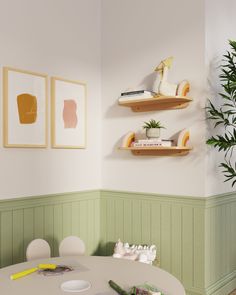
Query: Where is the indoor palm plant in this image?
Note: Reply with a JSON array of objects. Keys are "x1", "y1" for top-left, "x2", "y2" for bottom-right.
[
  {"x1": 206, "y1": 40, "x2": 236, "y2": 186},
  {"x1": 143, "y1": 119, "x2": 165, "y2": 139}
]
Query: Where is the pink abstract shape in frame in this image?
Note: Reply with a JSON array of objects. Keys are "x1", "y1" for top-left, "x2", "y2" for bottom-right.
[{"x1": 63, "y1": 99, "x2": 78, "y2": 128}]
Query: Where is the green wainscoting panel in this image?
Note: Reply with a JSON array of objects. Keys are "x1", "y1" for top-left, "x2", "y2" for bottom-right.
[
  {"x1": 100, "y1": 190, "x2": 236, "y2": 295},
  {"x1": 0, "y1": 190, "x2": 100, "y2": 267},
  {"x1": 0, "y1": 189, "x2": 235, "y2": 295},
  {"x1": 1, "y1": 211, "x2": 13, "y2": 267},
  {"x1": 205, "y1": 196, "x2": 236, "y2": 295},
  {"x1": 12, "y1": 209, "x2": 24, "y2": 264},
  {"x1": 100, "y1": 190, "x2": 206, "y2": 295}
]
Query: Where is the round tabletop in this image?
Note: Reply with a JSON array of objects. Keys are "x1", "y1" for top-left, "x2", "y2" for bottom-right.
[{"x1": 0, "y1": 256, "x2": 185, "y2": 295}]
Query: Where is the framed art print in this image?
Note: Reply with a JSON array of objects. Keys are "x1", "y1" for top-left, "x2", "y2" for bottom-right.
[
  {"x1": 3, "y1": 67, "x2": 48, "y2": 147},
  {"x1": 51, "y1": 77, "x2": 86, "y2": 148}
]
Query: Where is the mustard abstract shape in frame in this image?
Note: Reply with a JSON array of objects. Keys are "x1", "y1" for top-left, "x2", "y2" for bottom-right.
[{"x1": 17, "y1": 93, "x2": 37, "y2": 124}]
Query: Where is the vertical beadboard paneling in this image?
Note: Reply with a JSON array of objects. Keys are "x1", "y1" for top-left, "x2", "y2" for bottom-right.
[
  {"x1": 182, "y1": 207, "x2": 193, "y2": 287},
  {"x1": 193, "y1": 208, "x2": 204, "y2": 289},
  {"x1": 171, "y1": 205, "x2": 182, "y2": 280},
  {"x1": 226, "y1": 203, "x2": 231, "y2": 275},
  {"x1": 34, "y1": 206, "x2": 44, "y2": 238},
  {"x1": 62, "y1": 203, "x2": 72, "y2": 238},
  {"x1": 100, "y1": 191, "x2": 208, "y2": 295},
  {"x1": 160, "y1": 204, "x2": 171, "y2": 271},
  {"x1": 93, "y1": 198, "x2": 100, "y2": 254},
  {"x1": 53, "y1": 204, "x2": 62, "y2": 257},
  {"x1": 71, "y1": 202, "x2": 80, "y2": 237},
  {"x1": 150, "y1": 202, "x2": 160, "y2": 258},
  {"x1": 205, "y1": 198, "x2": 236, "y2": 295},
  {"x1": 141, "y1": 201, "x2": 151, "y2": 245},
  {"x1": 1, "y1": 211, "x2": 13, "y2": 267},
  {"x1": 220, "y1": 205, "x2": 226, "y2": 277},
  {"x1": 79, "y1": 200, "x2": 88, "y2": 250},
  {"x1": 205, "y1": 207, "x2": 211, "y2": 286},
  {"x1": 215, "y1": 206, "x2": 221, "y2": 281},
  {"x1": 209, "y1": 206, "x2": 216, "y2": 285},
  {"x1": 106, "y1": 197, "x2": 115, "y2": 255},
  {"x1": 100, "y1": 197, "x2": 107, "y2": 255},
  {"x1": 230, "y1": 202, "x2": 236, "y2": 273},
  {"x1": 123, "y1": 199, "x2": 132, "y2": 243},
  {"x1": 0, "y1": 190, "x2": 100, "y2": 268},
  {"x1": 132, "y1": 199, "x2": 141, "y2": 244},
  {"x1": 115, "y1": 198, "x2": 124, "y2": 242},
  {"x1": 0, "y1": 189, "x2": 235, "y2": 295},
  {"x1": 23, "y1": 208, "x2": 34, "y2": 259},
  {"x1": 12, "y1": 209, "x2": 24, "y2": 264},
  {"x1": 44, "y1": 205, "x2": 54, "y2": 255},
  {"x1": 87, "y1": 200, "x2": 94, "y2": 254}
]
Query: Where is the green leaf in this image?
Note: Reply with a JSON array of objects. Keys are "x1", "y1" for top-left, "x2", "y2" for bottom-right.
[
  {"x1": 142, "y1": 119, "x2": 165, "y2": 129},
  {"x1": 207, "y1": 40, "x2": 236, "y2": 186}
]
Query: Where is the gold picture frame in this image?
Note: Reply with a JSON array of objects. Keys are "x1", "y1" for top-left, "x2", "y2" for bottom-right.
[
  {"x1": 51, "y1": 77, "x2": 87, "y2": 149},
  {"x1": 3, "y1": 67, "x2": 48, "y2": 148}
]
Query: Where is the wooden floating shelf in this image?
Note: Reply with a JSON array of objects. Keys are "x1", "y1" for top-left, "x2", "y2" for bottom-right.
[
  {"x1": 119, "y1": 146, "x2": 192, "y2": 156},
  {"x1": 118, "y1": 95, "x2": 192, "y2": 112}
]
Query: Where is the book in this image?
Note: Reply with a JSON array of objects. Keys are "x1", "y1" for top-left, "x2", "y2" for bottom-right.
[
  {"x1": 118, "y1": 93, "x2": 155, "y2": 102},
  {"x1": 160, "y1": 141, "x2": 172, "y2": 147},
  {"x1": 121, "y1": 90, "x2": 157, "y2": 96},
  {"x1": 137, "y1": 139, "x2": 162, "y2": 144},
  {"x1": 132, "y1": 139, "x2": 173, "y2": 147},
  {"x1": 133, "y1": 142, "x2": 162, "y2": 147}
]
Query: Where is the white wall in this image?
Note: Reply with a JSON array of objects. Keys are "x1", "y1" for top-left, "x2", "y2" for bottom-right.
[
  {"x1": 1, "y1": 0, "x2": 233, "y2": 199},
  {"x1": 0, "y1": 0, "x2": 101, "y2": 199},
  {"x1": 205, "y1": 0, "x2": 236, "y2": 196},
  {"x1": 101, "y1": 0, "x2": 207, "y2": 197}
]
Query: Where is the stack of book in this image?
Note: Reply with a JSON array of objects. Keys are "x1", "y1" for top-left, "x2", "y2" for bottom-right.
[
  {"x1": 132, "y1": 138, "x2": 173, "y2": 148},
  {"x1": 118, "y1": 90, "x2": 156, "y2": 102}
]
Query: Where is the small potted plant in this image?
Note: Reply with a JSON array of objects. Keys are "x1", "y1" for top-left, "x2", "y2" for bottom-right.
[{"x1": 143, "y1": 119, "x2": 165, "y2": 139}]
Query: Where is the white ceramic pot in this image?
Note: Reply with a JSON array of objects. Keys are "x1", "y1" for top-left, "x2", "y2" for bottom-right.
[{"x1": 146, "y1": 128, "x2": 160, "y2": 139}]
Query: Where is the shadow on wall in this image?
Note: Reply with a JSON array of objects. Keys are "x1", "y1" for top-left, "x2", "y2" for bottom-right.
[
  {"x1": 205, "y1": 55, "x2": 229, "y2": 192},
  {"x1": 103, "y1": 63, "x2": 206, "y2": 164},
  {"x1": 104, "y1": 72, "x2": 157, "y2": 119},
  {"x1": 105, "y1": 123, "x2": 204, "y2": 167},
  {"x1": 94, "y1": 241, "x2": 116, "y2": 256},
  {"x1": 105, "y1": 134, "x2": 166, "y2": 161}
]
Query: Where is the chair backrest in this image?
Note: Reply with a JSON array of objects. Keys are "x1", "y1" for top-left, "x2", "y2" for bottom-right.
[
  {"x1": 59, "y1": 236, "x2": 86, "y2": 257},
  {"x1": 26, "y1": 239, "x2": 51, "y2": 261}
]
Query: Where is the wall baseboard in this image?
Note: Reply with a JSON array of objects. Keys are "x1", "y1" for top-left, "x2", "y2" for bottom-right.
[{"x1": 205, "y1": 271, "x2": 236, "y2": 295}]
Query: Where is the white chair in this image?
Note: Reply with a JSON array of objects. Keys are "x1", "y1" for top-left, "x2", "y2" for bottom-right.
[
  {"x1": 26, "y1": 239, "x2": 51, "y2": 261},
  {"x1": 59, "y1": 236, "x2": 86, "y2": 257}
]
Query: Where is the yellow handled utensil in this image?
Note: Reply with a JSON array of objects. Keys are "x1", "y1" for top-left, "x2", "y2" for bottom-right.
[
  {"x1": 10, "y1": 268, "x2": 38, "y2": 280},
  {"x1": 10, "y1": 264, "x2": 57, "y2": 280}
]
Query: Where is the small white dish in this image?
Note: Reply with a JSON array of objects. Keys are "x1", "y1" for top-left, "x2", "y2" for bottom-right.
[{"x1": 61, "y1": 280, "x2": 91, "y2": 293}]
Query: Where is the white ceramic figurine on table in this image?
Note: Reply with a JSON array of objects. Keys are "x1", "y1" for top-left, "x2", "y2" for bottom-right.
[
  {"x1": 113, "y1": 239, "x2": 138, "y2": 260},
  {"x1": 113, "y1": 239, "x2": 157, "y2": 264}
]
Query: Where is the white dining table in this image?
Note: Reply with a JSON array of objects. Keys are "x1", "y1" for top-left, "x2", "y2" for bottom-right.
[{"x1": 0, "y1": 256, "x2": 185, "y2": 295}]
